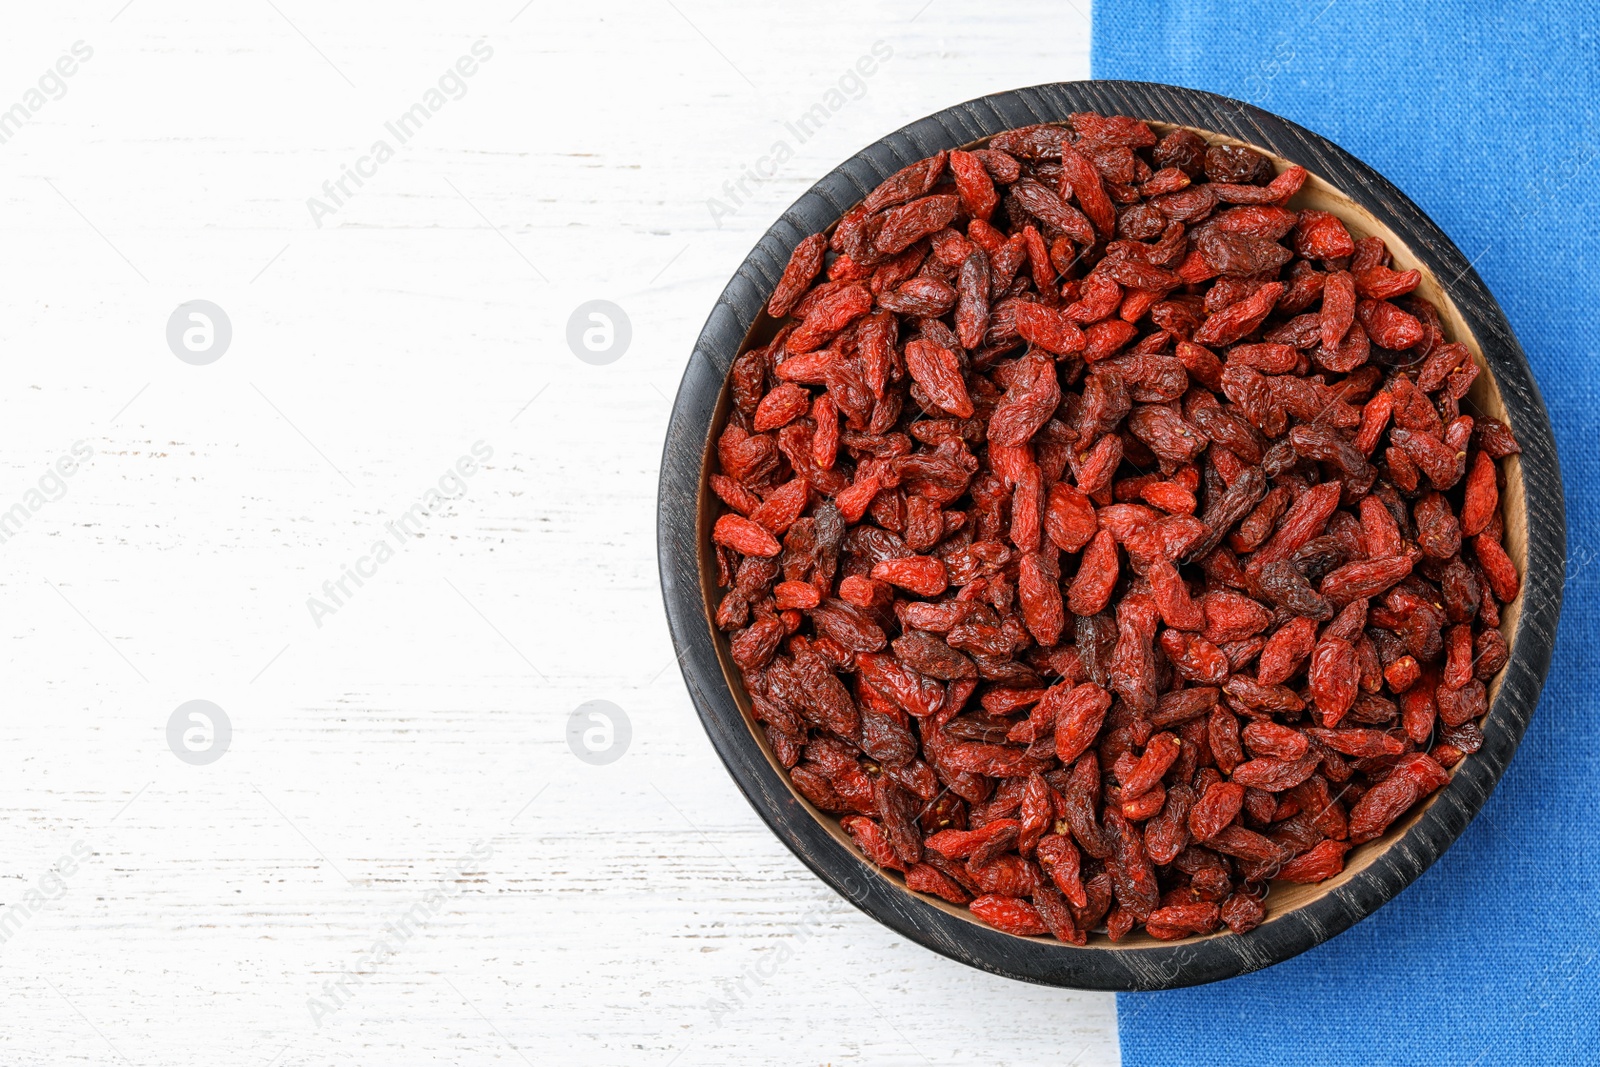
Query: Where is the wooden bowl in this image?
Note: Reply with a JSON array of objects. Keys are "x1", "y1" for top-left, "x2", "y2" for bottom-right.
[{"x1": 657, "y1": 81, "x2": 1564, "y2": 990}]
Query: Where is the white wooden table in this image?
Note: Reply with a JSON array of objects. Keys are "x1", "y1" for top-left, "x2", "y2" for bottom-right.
[{"x1": 0, "y1": 3, "x2": 1117, "y2": 1062}]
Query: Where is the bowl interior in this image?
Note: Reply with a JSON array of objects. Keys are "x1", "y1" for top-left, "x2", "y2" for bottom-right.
[{"x1": 694, "y1": 121, "x2": 1527, "y2": 949}]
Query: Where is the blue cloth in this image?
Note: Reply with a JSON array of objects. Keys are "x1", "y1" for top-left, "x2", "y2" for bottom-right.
[{"x1": 1094, "y1": 4, "x2": 1600, "y2": 1064}]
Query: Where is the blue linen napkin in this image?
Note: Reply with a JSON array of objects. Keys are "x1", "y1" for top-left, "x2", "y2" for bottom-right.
[{"x1": 1094, "y1": 4, "x2": 1599, "y2": 1063}]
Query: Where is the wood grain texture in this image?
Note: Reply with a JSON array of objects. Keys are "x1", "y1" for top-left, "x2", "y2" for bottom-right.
[
  {"x1": 0, "y1": 3, "x2": 1118, "y2": 1065},
  {"x1": 660, "y1": 81, "x2": 1566, "y2": 990}
]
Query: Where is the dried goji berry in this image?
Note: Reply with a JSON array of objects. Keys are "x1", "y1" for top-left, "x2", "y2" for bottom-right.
[
  {"x1": 767, "y1": 233, "x2": 827, "y2": 318},
  {"x1": 969, "y1": 893, "x2": 1049, "y2": 936}
]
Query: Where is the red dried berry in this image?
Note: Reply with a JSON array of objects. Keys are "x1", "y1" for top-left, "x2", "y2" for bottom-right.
[
  {"x1": 970, "y1": 894, "x2": 1050, "y2": 936},
  {"x1": 904, "y1": 338, "x2": 975, "y2": 418},
  {"x1": 767, "y1": 233, "x2": 827, "y2": 319}
]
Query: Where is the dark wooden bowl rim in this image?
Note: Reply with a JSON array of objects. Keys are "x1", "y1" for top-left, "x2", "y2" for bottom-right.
[{"x1": 657, "y1": 81, "x2": 1565, "y2": 990}]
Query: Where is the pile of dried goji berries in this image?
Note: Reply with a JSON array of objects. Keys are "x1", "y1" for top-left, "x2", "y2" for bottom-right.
[{"x1": 709, "y1": 113, "x2": 1521, "y2": 943}]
